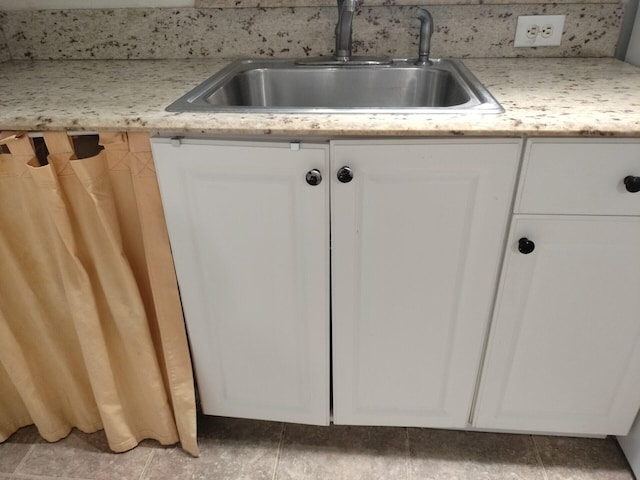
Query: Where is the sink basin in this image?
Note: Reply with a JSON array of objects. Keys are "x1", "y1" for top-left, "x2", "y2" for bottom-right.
[{"x1": 167, "y1": 58, "x2": 503, "y2": 114}]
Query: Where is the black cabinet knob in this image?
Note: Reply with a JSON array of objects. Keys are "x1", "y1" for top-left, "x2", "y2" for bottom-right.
[
  {"x1": 624, "y1": 176, "x2": 640, "y2": 193},
  {"x1": 518, "y1": 237, "x2": 535, "y2": 255},
  {"x1": 306, "y1": 169, "x2": 322, "y2": 186},
  {"x1": 337, "y1": 166, "x2": 354, "y2": 183}
]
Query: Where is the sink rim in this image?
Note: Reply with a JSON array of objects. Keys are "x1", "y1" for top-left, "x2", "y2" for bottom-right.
[{"x1": 166, "y1": 58, "x2": 504, "y2": 115}]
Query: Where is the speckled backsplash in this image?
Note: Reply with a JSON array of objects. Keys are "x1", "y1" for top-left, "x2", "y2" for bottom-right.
[
  {"x1": 0, "y1": 4, "x2": 623, "y2": 61},
  {"x1": 196, "y1": 0, "x2": 618, "y2": 6},
  {"x1": 0, "y1": 16, "x2": 10, "y2": 63},
  {"x1": 0, "y1": 38, "x2": 9, "y2": 63}
]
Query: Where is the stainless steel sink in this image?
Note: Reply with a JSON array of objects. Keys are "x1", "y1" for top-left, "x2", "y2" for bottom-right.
[{"x1": 167, "y1": 58, "x2": 503, "y2": 114}]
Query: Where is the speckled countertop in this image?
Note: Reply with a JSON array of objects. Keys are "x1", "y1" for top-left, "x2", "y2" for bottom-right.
[{"x1": 1, "y1": 57, "x2": 640, "y2": 137}]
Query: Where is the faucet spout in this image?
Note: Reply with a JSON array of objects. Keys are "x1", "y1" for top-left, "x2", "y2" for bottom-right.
[
  {"x1": 335, "y1": 0, "x2": 359, "y2": 62},
  {"x1": 415, "y1": 7, "x2": 434, "y2": 66}
]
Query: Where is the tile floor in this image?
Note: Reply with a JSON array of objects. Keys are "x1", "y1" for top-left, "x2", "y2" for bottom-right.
[{"x1": 0, "y1": 416, "x2": 635, "y2": 480}]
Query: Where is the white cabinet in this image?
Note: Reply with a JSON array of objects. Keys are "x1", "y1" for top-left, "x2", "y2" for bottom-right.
[
  {"x1": 474, "y1": 138, "x2": 640, "y2": 436},
  {"x1": 152, "y1": 137, "x2": 521, "y2": 429},
  {"x1": 619, "y1": 412, "x2": 640, "y2": 477},
  {"x1": 331, "y1": 140, "x2": 520, "y2": 428},
  {"x1": 151, "y1": 138, "x2": 331, "y2": 425},
  {"x1": 153, "y1": 136, "x2": 640, "y2": 436}
]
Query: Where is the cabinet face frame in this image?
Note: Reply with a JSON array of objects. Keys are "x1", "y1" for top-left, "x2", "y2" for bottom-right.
[
  {"x1": 152, "y1": 138, "x2": 331, "y2": 426},
  {"x1": 330, "y1": 138, "x2": 522, "y2": 429}
]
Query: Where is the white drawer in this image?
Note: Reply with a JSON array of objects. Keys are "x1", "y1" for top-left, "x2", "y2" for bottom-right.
[{"x1": 516, "y1": 139, "x2": 640, "y2": 215}]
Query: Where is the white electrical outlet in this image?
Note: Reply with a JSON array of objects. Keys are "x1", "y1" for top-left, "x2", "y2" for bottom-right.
[
  {"x1": 526, "y1": 25, "x2": 539, "y2": 39},
  {"x1": 514, "y1": 15, "x2": 565, "y2": 47},
  {"x1": 540, "y1": 24, "x2": 554, "y2": 38}
]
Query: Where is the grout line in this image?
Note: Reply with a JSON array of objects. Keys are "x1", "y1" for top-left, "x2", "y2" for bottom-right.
[
  {"x1": 12, "y1": 445, "x2": 36, "y2": 475},
  {"x1": 271, "y1": 423, "x2": 286, "y2": 480},
  {"x1": 405, "y1": 427, "x2": 412, "y2": 480},
  {"x1": 530, "y1": 435, "x2": 549, "y2": 480},
  {"x1": 137, "y1": 449, "x2": 156, "y2": 480}
]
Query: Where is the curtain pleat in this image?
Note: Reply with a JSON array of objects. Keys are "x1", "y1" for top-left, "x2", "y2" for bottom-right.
[
  {"x1": 0, "y1": 132, "x2": 198, "y2": 456},
  {"x1": 115, "y1": 132, "x2": 199, "y2": 456}
]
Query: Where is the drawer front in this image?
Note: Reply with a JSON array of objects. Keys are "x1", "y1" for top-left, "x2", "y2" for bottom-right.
[{"x1": 516, "y1": 139, "x2": 640, "y2": 215}]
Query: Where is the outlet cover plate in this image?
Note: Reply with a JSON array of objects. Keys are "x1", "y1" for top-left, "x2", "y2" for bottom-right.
[{"x1": 514, "y1": 15, "x2": 565, "y2": 47}]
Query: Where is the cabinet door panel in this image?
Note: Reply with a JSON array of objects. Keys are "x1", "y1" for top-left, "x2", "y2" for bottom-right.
[
  {"x1": 331, "y1": 139, "x2": 520, "y2": 428},
  {"x1": 475, "y1": 216, "x2": 640, "y2": 435},
  {"x1": 152, "y1": 139, "x2": 330, "y2": 425}
]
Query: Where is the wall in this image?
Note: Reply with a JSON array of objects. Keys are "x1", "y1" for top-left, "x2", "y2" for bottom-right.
[
  {"x1": 0, "y1": 2, "x2": 624, "y2": 60},
  {"x1": 626, "y1": 0, "x2": 640, "y2": 64}
]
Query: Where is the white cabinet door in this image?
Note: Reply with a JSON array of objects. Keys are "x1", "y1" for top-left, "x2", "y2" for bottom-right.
[
  {"x1": 152, "y1": 138, "x2": 330, "y2": 425},
  {"x1": 331, "y1": 139, "x2": 520, "y2": 428},
  {"x1": 475, "y1": 215, "x2": 640, "y2": 435}
]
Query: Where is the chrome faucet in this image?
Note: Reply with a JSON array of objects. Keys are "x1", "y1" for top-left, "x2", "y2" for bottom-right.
[
  {"x1": 335, "y1": 0, "x2": 359, "y2": 61},
  {"x1": 415, "y1": 7, "x2": 434, "y2": 65}
]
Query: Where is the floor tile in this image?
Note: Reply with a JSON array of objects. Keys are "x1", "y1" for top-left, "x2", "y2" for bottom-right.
[
  {"x1": 0, "y1": 425, "x2": 41, "y2": 474},
  {"x1": 3, "y1": 419, "x2": 636, "y2": 480},
  {"x1": 141, "y1": 416, "x2": 282, "y2": 480},
  {"x1": 409, "y1": 429, "x2": 546, "y2": 480},
  {"x1": 276, "y1": 424, "x2": 409, "y2": 480},
  {"x1": 534, "y1": 436, "x2": 634, "y2": 480},
  {"x1": 15, "y1": 429, "x2": 152, "y2": 480}
]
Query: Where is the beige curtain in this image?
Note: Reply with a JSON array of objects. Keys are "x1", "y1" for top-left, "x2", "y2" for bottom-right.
[{"x1": 0, "y1": 131, "x2": 198, "y2": 456}]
